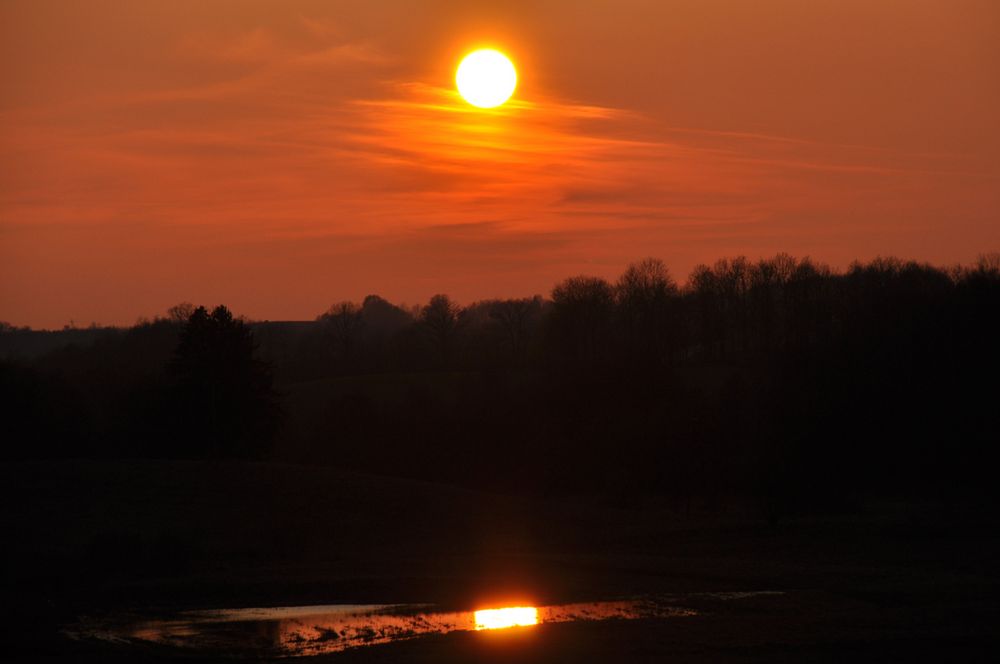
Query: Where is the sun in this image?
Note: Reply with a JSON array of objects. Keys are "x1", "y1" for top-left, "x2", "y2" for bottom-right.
[{"x1": 456, "y1": 49, "x2": 517, "y2": 108}]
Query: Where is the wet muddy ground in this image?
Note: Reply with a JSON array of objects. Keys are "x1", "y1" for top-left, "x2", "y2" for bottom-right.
[
  {"x1": 67, "y1": 597, "x2": 708, "y2": 656},
  {"x1": 4, "y1": 460, "x2": 999, "y2": 662}
]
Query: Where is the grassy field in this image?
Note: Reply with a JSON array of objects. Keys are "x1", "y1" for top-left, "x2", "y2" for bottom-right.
[{"x1": 3, "y1": 459, "x2": 998, "y2": 661}]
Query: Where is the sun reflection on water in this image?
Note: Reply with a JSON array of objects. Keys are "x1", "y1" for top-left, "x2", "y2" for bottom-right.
[
  {"x1": 473, "y1": 606, "x2": 539, "y2": 630},
  {"x1": 70, "y1": 597, "x2": 717, "y2": 656}
]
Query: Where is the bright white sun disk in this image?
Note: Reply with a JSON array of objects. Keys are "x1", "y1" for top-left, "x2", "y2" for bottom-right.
[{"x1": 456, "y1": 49, "x2": 517, "y2": 108}]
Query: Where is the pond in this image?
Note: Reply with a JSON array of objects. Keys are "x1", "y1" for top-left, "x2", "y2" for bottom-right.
[{"x1": 67, "y1": 597, "x2": 705, "y2": 657}]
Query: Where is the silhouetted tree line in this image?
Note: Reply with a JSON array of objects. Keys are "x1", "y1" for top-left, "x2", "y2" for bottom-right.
[{"x1": 2, "y1": 253, "x2": 998, "y2": 519}]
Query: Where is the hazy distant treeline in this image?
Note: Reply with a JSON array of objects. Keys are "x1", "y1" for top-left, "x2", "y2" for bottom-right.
[{"x1": 3, "y1": 253, "x2": 998, "y2": 520}]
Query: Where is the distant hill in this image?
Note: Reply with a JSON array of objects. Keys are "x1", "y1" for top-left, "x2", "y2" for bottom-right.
[
  {"x1": 0, "y1": 321, "x2": 316, "y2": 361},
  {"x1": 0, "y1": 326, "x2": 122, "y2": 361}
]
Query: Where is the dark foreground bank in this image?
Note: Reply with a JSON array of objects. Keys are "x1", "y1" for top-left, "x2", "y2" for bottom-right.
[{"x1": 2, "y1": 460, "x2": 998, "y2": 662}]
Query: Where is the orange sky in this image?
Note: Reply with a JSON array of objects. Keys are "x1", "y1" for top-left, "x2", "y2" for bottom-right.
[{"x1": 2, "y1": 0, "x2": 998, "y2": 328}]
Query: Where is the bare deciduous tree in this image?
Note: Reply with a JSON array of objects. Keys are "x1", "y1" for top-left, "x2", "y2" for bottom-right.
[
  {"x1": 551, "y1": 276, "x2": 615, "y2": 365},
  {"x1": 166, "y1": 302, "x2": 196, "y2": 324},
  {"x1": 420, "y1": 294, "x2": 463, "y2": 366},
  {"x1": 489, "y1": 296, "x2": 543, "y2": 364},
  {"x1": 319, "y1": 301, "x2": 365, "y2": 366},
  {"x1": 616, "y1": 258, "x2": 678, "y2": 366}
]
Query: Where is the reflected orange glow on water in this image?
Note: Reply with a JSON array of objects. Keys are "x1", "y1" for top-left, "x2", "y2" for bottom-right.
[
  {"x1": 473, "y1": 606, "x2": 538, "y2": 630},
  {"x1": 69, "y1": 597, "x2": 725, "y2": 656}
]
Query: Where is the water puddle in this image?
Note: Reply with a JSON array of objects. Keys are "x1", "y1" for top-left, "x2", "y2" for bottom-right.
[
  {"x1": 68, "y1": 599, "x2": 696, "y2": 656},
  {"x1": 67, "y1": 592, "x2": 782, "y2": 657}
]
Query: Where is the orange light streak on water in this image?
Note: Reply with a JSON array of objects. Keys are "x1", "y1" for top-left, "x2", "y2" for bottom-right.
[{"x1": 473, "y1": 606, "x2": 539, "y2": 630}]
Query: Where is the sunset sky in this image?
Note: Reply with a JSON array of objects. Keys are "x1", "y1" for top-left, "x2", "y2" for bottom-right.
[{"x1": 2, "y1": 0, "x2": 998, "y2": 328}]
